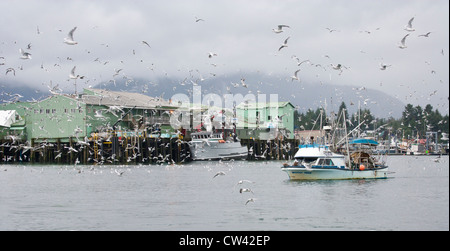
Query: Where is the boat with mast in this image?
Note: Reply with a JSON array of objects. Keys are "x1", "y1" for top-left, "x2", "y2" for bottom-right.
[{"x1": 281, "y1": 108, "x2": 389, "y2": 180}]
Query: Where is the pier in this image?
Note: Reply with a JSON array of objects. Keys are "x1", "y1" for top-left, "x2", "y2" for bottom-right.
[
  {"x1": 0, "y1": 136, "x2": 301, "y2": 164},
  {"x1": 0, "y1": 136, "x2": 191, "y2": 165}
]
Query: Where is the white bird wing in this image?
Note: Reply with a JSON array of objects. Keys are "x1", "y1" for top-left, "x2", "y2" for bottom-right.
[
  {"x1": 407, "y1": 17, "x2": 414, "y2": 28},
  {"x1": 70, "y1": 66, "x2": 77, "y2": 78},
  {"x1": 401, "y1": 34, "x2": 410, "y2": 45},
  {"x1": 67, "y1": 27, "x2": 77, "y2": 40}
]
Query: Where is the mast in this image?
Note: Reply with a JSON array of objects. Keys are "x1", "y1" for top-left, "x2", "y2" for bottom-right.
[{"x1": 342, "y1": 108, "x2": 351, "y2": 168}]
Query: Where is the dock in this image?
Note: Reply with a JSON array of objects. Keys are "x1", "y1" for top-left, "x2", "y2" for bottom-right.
[{"x1": 1, "y1": 136, "x2": 300, "y2": 164}]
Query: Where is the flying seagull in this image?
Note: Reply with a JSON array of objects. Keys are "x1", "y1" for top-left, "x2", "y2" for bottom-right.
[
  {"x1": 195, "y1": 17, "x2": 205, "y2": 22},
  {"x1": 64, "y1": 27, "x2": 78, "y2": 45},
  {"x1": 272, "y1": 25, "x2": 290, "y2": 34},
  {"x1": 404, "y1": 17, "x2": 415, "y2": 32},
  {"x1": 142, "y1": 41, "x2": 151, "y2": 47},
  {"x1": 291, "y1": 69, "x2": 301, "y2": 81},
  {"x1": 245, "y1": 198, "x2": 255, "y2": 205},
  {"x1": 213, "y1": 171, "x2": 226, "y2": 178},
  {"x1": 69, "y1": 66, "x2": 84, "y2": 79},
  {"x1": 240, "y1": 188, "x2": 254, "y2": 194},
  {"x1": 398, "y1": 34, "x2": 410, "y2": 49},
  {"x1": 380, "y1": 63, "x2": 392, "y2": 70},
  {"x1": 418, "y1": 32, "x2": 431, "y2": 37},
  {"x1": 278, "y1": 37, "x2": 290, "y2": 51},
  {"x1": 19, "y1": 48, "x2": 32, "y2": 59}
]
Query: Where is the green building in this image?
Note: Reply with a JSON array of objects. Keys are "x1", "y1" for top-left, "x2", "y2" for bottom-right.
[
  {"x1": 0, "y1": 88, "x2": 180, "y2": 143},
  {"x1": 236, "y1": 102, "x2": 295, "y2": 140}
]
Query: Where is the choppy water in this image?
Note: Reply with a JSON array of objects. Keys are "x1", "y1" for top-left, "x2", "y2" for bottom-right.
[{"x1": 0, "y1": 155, "x2": 448, "y2": 231}]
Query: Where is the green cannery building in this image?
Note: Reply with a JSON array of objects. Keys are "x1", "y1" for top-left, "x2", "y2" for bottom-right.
[{"x1": 0, "y1": 88, "x2": 180, "y2": 144}]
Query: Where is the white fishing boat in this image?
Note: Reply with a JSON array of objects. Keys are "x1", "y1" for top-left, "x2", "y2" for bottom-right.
[
  {"x1": 189, "y1": 131, "x2": 248, "y2": 161},
  {"x1": 282, "y1": 107, "x2": 389, "y2": 180},
  {"x1": 281, "y1": 140, "x2": 389, "y2": 180}
]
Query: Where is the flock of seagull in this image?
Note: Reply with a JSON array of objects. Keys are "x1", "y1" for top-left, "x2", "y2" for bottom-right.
[
  {"x1": 213, "y1": 169, "x2": 256, "y2": 206},
  {"x1": 269, "y1": 16, "x2": 437, "y2": 85}
]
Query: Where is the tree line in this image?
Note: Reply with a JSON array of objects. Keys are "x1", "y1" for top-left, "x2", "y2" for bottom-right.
[{"x1": 294, "y1": 102, "x2": 449, "y2": 142}]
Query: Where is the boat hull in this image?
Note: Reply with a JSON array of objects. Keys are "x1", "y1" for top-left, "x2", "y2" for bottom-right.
[
  {"x1": 189, "y1": 141, "x2": 248, "y2": 161},
  {"x1": 281, "y1": 166, "x2": 389, "y2": 180}
]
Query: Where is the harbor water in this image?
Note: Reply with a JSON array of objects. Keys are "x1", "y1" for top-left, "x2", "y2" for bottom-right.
[{"x1": 0, "y1": 155, "x2": 448, "y2": 231}]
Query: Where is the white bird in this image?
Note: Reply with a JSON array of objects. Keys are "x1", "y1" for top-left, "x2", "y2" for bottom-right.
[
  {"x1": 418, "y1": 32, "x2": 431, "y2": 37},
  {"x1": 69, "y1": 66, "x2": 84, "y2": 79},
  {"x1": 240, "y1": 188, "x2": 254, "y2": 194},
  {"x1": 380, "y1": 63, "x2": 392, "y2": 70},
  {"x1": 398, "y1": 34, "x2": 410, "y2": 49},
  {"x1": 245, "y1": 198, "x2": 255, "y2": 205},
  {"x1": 272, "y1": 24, "x2": 290, "y2": 34},
  {"x1": 240, "y1": 78, "x2": 248, "y2": 88},
  {"x1": 19, "y1": 48, "x2": 32, "y2": 59},
  {"x1": 208, "y1": 52, "x2": 218, "y2": 58},
  {"x1": 142, "y1": 41, "x2": 151, "y2": 47},
  {"x1": 237, "y1": 179, "x2": 255, "y2": 185},
  {"x1": 291, "y1": 69, "x2": 301, "y2": 81},
  {"x1": 115, "y1": 169, "x2": 125, "y2": 176},
  {"x1": 213, "y1": 171, "x2": 226, "y2": 178},
  {"x1": 404, "y1": 17, "x2": 415, "y2": 32},
  {"x1": 278, "y1": 37, "x2": 290, "y2": 51},
  {"x1": 64, "y1": 27, "x2": 78, "y2": 45},
  {"x1": 195, "y1": 17, "x2": 205, "y2": 22}
]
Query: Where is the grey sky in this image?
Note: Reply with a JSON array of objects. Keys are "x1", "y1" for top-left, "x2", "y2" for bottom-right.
[{"x1": 0, "y1": 0, "x2": 448, "y2": 113}]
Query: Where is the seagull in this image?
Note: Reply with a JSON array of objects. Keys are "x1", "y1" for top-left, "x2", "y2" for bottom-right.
[
  {"x1": 64, "y1": 27, "x2": 78, "y2": 45},
  {"x1": 6, "y1": 68, "x2": 16, "y2": 76},
  {"x1": 291, "y1": 69, "x2": 301, "y2": 81},
  {"x1": 245, "y1": 198, "x2": 255, "y2": 205},
  {"x1": 19, "y1": 48, "x2": 32, "y2": 59},
  {"x1": 272, "y1": 25, "x2": 290, "y2": 34},
  {"x1": 278, "y1": 36, "x2": 290, "y2": 51},
  {"x1": 398, "y1": 34, "x2": 410, "y2": 49},
  {"x1": 195, "y1": 17, "x2": 205, "y2": 22},
  {"x1": 237, "y1": 179, "x2": 255, "y2": 185},
  {"x1": 69, "y1": 66, "x2": 84, "y2": 79},
  {"x1": 213, "y1": 171, "x2": 226, "y2": 178},
  {"x1": 240, "y1": 78, "x2": 248, "y2": 88},
  {"x1": 325, "y1": 27, "x2": 339, "y2": 33},
  {"x1": 404, "y1": 17, "x2": 415, "y2": 32},
  {"x1": 115, "y1": 169, "x2": 125, "y2": 176},
  {"x1": 418, "y1": 32, "x2": 431, "y2": 37},
  {"x1": 142, "y1": 41, "x2": 151, "y2": 47},
  {"x1": 208, "y1": 52, "x2": 218, "y2": 58},
  {"x1": 380, "y1": 63, "x2": 392, "y2": 70},
  {"x1": 240, "y1": 188, "x2": 254, "y2": 194}
]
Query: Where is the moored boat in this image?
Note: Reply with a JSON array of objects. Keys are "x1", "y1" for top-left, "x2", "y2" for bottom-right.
[
  {"x1": 189, "y1": 131, "x2": 248, "y2": 161},
  {"x1": 281, "y1": 142, "x2": 389, "y2": 180}
]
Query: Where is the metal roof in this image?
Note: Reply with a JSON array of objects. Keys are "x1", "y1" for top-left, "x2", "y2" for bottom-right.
[{"x1": 81, "y1": 88, "x2": 177, "y2": 109}]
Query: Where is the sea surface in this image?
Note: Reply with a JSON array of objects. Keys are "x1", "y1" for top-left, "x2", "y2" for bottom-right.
[{"x1": 0, "y1": 155, "x2": 448, "y2": 231}]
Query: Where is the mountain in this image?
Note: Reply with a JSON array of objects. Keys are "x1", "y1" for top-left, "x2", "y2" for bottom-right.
[
  {"x1": 0, "y1": 73, "x2": 405, "y2": 118},
  {"x1": 93, "y1": 73, "x2": 405, "y2": 119}
]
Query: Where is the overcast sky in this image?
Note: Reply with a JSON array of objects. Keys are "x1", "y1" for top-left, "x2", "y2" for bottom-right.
[{"x1": 0, "y1": 0, "x2": 448, "y2": 113}]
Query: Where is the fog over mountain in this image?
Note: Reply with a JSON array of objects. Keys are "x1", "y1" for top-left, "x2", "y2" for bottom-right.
[{"x1": 93, "y1": 72, "x2": 405, "y2": 119}]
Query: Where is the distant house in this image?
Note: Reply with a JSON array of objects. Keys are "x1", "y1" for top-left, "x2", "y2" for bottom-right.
[
  {"x1": 0, "y1": 110, "x2": 26, "y2": 141},
  {"x1": 236, "y1": 102, "x2": 295, "y2": 140}
]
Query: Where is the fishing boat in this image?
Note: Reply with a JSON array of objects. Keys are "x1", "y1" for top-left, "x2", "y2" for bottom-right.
[
  {"x1": 281, "y1": 140, "x2": 389, "y2": 180},
  {"x1": 189, "y1": 131, "x2": 248, "y2": 161},
  {"x1": 281, "y1": 108, "x2": 389, "y2": 180}
]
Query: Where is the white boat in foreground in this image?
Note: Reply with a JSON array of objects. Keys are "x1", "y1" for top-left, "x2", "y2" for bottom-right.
[
  {"x1": 281, "y1": 141, "x2": 389, "y2": 180},
  {"x1": 189, "y1": 131, "x2": 248, "y2": 161}
]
